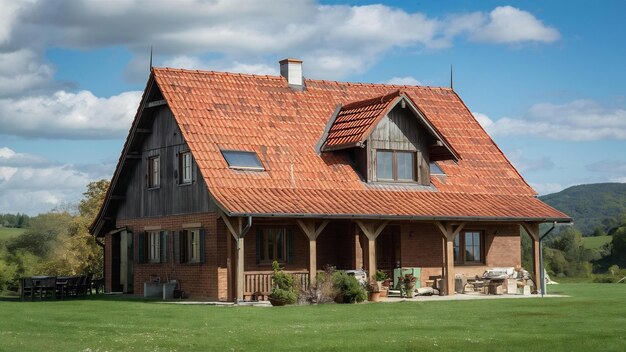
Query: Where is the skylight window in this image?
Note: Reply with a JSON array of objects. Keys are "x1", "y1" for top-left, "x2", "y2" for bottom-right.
[
  {"x1": 429, "y1": 162, "x2": 445, "y2": 175},
  {"x1": 221, "y1": 150, "x2": 264, "y2": 170}
]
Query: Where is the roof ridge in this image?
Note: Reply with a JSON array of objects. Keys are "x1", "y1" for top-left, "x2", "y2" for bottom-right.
[{"x1": 151, "y1": 66, "x2": 453, "y2": 90}]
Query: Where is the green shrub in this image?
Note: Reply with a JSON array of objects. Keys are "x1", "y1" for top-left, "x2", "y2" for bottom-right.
[
  {"x1": 374, "y1": 270, "x2": 388, "y2": 281},
  {"x1": 332, "y1": 271, "x2": 366, "y2": 303},
  {"x1": 269, "y1": 261, "x2": 297, "y2": 304}
]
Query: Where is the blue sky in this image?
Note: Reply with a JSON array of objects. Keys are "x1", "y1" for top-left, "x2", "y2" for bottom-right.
[{"x1": 0, "y1": 0, "x2": 625, "y2": 214}]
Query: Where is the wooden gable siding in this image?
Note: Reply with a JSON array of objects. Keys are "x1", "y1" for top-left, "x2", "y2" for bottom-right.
[
  {"x1": 368, "y1": 105, "x2": 431, "y2": 185},
  {"x1": 116, "y1": 106, "x2": 214, "y2": 220}
]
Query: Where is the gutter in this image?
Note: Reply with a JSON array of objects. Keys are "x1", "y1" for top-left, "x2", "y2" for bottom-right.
[{"x1": 226, "y1": 211, "x2": 573, "y2": 223}]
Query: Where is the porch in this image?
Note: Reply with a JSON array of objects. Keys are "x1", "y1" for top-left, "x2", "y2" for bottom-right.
[{"x1": 220, "y1": 212, "x2": 545, "y2": 302}]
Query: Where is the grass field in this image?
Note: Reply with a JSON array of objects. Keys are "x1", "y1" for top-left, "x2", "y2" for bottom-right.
[
  {"x1": 1, "y1": 284, "x2": 624, "y2": 351},
  {"x1": 582, "y1": 235, "x2": 613, "y2": 250},
  {"x1": 0, "y1": 227, "x2": 25, "y2": 239}
]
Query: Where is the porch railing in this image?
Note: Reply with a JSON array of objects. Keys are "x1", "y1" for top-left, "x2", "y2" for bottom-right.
[{"x1": 244, "y1": 271, "x2": 310, "y2": 299}]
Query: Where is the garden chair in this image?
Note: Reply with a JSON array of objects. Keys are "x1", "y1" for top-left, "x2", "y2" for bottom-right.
[{"x1": 40, "y1": 277, "x2": 57, "y2": 300}]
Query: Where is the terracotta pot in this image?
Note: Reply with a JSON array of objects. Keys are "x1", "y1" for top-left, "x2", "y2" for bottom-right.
[
  {"x1": 379, "y1": 286, "x2": 388, "y2": 297},
  {"x1": 368, "y1": 292, "x2": 381, "y2": 302}
]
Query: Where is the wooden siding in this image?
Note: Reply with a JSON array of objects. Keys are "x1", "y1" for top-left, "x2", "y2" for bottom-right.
[
  {"x1": 116, "y1": 106, "x2": 214, "y2": 219},
  {"x1": 368, "y1": 105, "x2": 430, "y2": 184}
]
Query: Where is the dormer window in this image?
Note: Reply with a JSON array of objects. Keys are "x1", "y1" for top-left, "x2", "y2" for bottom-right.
[
  {"x1": 376, "y1": 150, "x2": 415, "y2": 182},
  {"x1": 221, "y1": 150, "x2": 264, "y2": 171}
]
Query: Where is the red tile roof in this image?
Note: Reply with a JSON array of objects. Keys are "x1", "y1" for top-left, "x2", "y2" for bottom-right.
[{"x1": 146, "y1": 67, "x2": 568, "y2": 221}]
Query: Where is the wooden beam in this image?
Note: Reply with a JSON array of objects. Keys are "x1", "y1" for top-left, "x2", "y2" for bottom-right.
[
  {"x1": 355, "y1": 220, "x2": 388, "y2": 281},
  {"x1": 110, "y1": 195, "x2": 125, "y2": 201},
  {"x1": 434, "y1": 221, "x2": 467, "y2": 295},
  {"x1": 521, "y1": 222, "x2": 540, "y2": 241},
  {"x1": 125, "y1": 154, "x2": 141, "y2": 160},
  {"x1": 135, "y1": 128, "x2": 152, "y2": 133},
  {"x1": 296, "y1": 220, "x2": 330, "y2": 286},
  {"x1": 146, "y1": 99, "x2": 166, "y2": 108},
  {"x1": 219, "y1": 211, "x2": 249, "y2": 303}
]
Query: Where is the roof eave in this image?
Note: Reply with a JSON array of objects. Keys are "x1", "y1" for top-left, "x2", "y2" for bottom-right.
[{"x1": 226, "y1": 211, "x2": 573, "y2": 223}]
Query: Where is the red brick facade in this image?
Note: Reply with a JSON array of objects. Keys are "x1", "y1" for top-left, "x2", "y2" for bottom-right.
[{"x1": 106, "y1": 215, "x2": 521, "y2": 300}]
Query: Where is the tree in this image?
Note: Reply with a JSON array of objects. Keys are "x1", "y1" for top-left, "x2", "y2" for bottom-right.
[{"x1": 612, "y1": 227, "x2": 626, "y2": 267}]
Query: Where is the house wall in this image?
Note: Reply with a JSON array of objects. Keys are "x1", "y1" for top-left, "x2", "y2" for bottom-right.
[
  {"x1": 368, "y1": 105, "x2": 431, "y2": 184},
  {"x1": 115, "y1": 106, "x2": 214, "y2": 220},
  {"x1": 399, "y1": 222, "x2": 521, "y2": 286},
  {"x1": 109, "y1": 212, "x2": 226, "y2": 300}
]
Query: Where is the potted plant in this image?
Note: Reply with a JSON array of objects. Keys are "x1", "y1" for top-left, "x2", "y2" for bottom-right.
[
  {"x1": 367, "y1": 281, "x2": 381, "y2": 302},
  {"x1": 400, "y1": 274, "x2": 417, "y2": 298},
  {"x1": 268, "y1": 261, "x2": 297, "y2": 306},
  {"x1": 375, "y1": 270, "x2": 389, "y2": 297},
  {"x1": 332, "y1": 271, "x2": 366, "y2": 303}
]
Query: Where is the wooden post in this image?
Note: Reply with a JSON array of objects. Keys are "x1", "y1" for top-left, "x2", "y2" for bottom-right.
[
  {"x1": 226, "y1": 229, "x2": 232, "y2": 301},
  {"x1": 522, "y1": 222, "x2": 541, "y2": 293},
  {"x1": 236, "y1": 236, "x2": 244, "y2": 302},
  {"x1": 435, "y1": 221, "x2": 466, "y2": 295},
  {"x1": 355, "y1": 220, "x2": 388, "y2": 282},
  {"x1": 296, "y1": 220, "x2": 329, "y2": 287},
  {"x1": 220, "y1": 212, "x2": 251, "y2": 303}
]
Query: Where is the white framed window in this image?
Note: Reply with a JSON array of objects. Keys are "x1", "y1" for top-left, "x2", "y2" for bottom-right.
[
  {"x1": 148, "y1": 231, "x2": 160, "y2": 263},
  {"x1": 148, "y1": 156, "x2": 160, "y2": 188},
  {"x1": 180, "y1": 152, "x2": 192, "y2": 184}
]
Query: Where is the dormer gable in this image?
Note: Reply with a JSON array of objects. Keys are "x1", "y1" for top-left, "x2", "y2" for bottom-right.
[{"x1": 319, "y1": 90, "x2": 459, "y2": 185}]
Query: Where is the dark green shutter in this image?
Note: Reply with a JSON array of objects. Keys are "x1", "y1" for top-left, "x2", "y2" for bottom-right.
[
  {"x1": 199, "y1": 229, "x2": 206, "y2": 264},
  {"x1": 181, "y1": 230, "x2": 188, "y2": 263},
  {"x1": 287, "y1": 228, "x2": 294, "y2": 264},
  {"x1": 137, "y1": 232, "x2": 145, "y2": 264},
  {"x1": 255, "y1": 229, "x2": 262, "y2": 264},
  {"x1": 160, "y1": 231, "x2": 167, "y2": 263},
  {"x1": 173, "y1": 231, "x2": 180, "y2": 263}
]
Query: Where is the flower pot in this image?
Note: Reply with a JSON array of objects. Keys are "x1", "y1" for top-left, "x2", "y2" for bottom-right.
[
  {"x1": 368, "y1": 292, "x2": 381, "y2": 302},
  {"x1": 268, "y1": 297, "x2": 287, "y2": 306},
  {"x1": 379, "y1": 286, "x2": 388, "y2": 297}
]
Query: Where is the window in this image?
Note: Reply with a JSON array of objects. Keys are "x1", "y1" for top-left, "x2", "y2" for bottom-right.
[
  {"x1": 148, "y1": 156, "x2": 160, "y2": 188},
  {"x1": 148, "y1": 231, "x2": 161, "y2": 263},
  {"x1": 221, "y1": 150, "x2": 264, "y2": 170},
  {"x1": 454, "y1": 231, "x2": 483, "y2": 264},
  {"x1": 138, "y1": 231, "x2": 166, "y2": 264},
  {"x1": 256, "y1": 227, "x2": 288, "y2": 264},
  {"x1": 376, "y1": 150, "x2": 416, "y2": 182},
  {"x1": 179, "y1": 152, "x2": 192, "y2": 184},
  {"x1": 177, "y1": 229, "x2": 204, "y2": 264},
  {"x1": 188, "y1": 229, "x2": 200, "y2": 263},
  {"x1": 429, "y1": 162, "x2": 445, "y2": 175}
]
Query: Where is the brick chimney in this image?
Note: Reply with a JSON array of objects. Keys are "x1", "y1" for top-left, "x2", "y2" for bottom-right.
[{"x1": 279, "y1": 58, "x2": 303, "y2": 90}]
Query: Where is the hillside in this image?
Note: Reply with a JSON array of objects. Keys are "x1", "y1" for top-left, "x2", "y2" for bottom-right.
[{"x1": 540, "y1": 183, "x2": 626, "y2": 235}]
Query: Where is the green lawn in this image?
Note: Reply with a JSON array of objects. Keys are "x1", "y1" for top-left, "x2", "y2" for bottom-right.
[
  {"x1": 1, "y1": 284, "x2": 624, "y2": 351},
  {"x1": 582, "y1": 235, "x2": 612, "y2": 250},
  {"x1": 0, "y1": 227, "x2": 25, "y2": 239}
]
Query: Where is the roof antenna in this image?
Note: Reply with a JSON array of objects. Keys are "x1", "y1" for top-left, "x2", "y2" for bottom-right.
[
  {"x1": 450, "y1": 64, "x2": 454, "y2": 90},
  {"x1": 149, "y1": 45, "x2": 153, "y2": 71}
]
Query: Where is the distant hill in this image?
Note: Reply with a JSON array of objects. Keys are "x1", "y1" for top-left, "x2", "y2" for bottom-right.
[{"x1": 539, "y1": 183, "x2": 626, "y2": 235}]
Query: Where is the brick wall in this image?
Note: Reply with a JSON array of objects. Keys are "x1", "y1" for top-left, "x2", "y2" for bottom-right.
[{"x1": 112, "y1": 212, "x2": 221, "y2": 299}]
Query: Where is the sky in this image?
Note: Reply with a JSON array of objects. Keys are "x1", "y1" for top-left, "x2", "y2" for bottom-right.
[{"x1": 0, "y1": 0, "x2": 625, "y2": 215}]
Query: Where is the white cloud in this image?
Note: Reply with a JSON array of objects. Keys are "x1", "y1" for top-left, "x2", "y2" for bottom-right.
[
  {"x1": 0, "y1": 147, "x2": 113, "y2": 214},
  {"x1": 473, "y1": 100, "x2": 626, "y2": 141},
  {"x1": 0, "y1": 49, "x2": 55, "y2": 96},
  {"x1": 162, "y1": 56, "x2": 278, "y2": 76},
  {"x1": 1, "y1": 2, "x2": 560, "y2": 83},
  {"x1": 384, "y1": 76, "x2": 423, "y2": 86},
  {"x1": 470, "y1": 6, "x2": 560, "y2": 44},
  {"x1": 0, "y1": 90, "x2": 142, "y2": 139}
]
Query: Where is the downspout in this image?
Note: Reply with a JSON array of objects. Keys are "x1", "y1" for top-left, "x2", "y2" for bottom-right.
[
  {"x1": 539, "y1": 221, "x2": 556, "y2": 297},
  {"x1": 241, "y1": 216, "x2": 253, "y2": 237}
]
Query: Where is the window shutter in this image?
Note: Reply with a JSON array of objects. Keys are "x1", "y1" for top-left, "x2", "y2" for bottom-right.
[
  {"x1": 199, "y1": 229, "x2": 206, "y2": 264},
  {"x1": 255, "y1": 229, "x2": 262, "y2": 264},
  {"x1": 287, "y1": 228, "x2": 294, "y2": 264},
  {"x1": 181, "y1": 230, "x2": 188, "y2": 263},
  {"x1": 173, "y1": 231, "x2": 180, "y2": 264},
  {"x1": 137, "y1": 232, "x2": 145, "y2": 264},
  {"x1": 160, "y1": 231, "x2": 167, "y2": 263}
]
